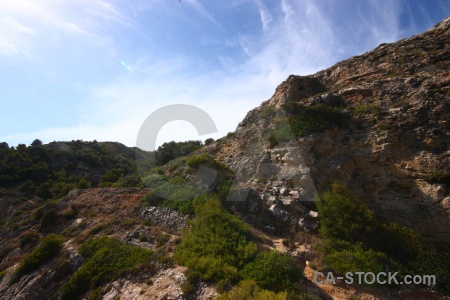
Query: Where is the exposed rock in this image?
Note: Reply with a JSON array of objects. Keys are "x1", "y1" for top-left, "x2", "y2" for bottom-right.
[
  {"x1": 215, "y1": 16, "x2": 450, "y2": 249},
  {"x1": 140, "y1": 207, "x2": 188, "y2": 231},
  {"x1": 268, "y1": 204, "x2": 292, "y2": 223},
  {"x1": 298, "y1": 210, "x2": 319, "y2": 233},
  {"x1": 225, "y1": 187, "x2": 262, "y2": 214}
]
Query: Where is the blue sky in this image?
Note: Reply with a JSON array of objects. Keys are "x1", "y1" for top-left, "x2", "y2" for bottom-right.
[{"x1": 1, "y1": 0, "x2": 449, "y2": 149}]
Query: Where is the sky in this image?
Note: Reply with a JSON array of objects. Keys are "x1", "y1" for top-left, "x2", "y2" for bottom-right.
[{"x1": 1, "y1": 0, "x2": 449, "y2": 150}]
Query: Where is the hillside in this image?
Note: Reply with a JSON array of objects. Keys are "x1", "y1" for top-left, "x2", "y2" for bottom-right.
[
  {"x1": 208, "y1": 16, "x2": 450, "y2": 249},
  {"x1": 0, "y1": 17, "x2": 450, "y2": 300}
]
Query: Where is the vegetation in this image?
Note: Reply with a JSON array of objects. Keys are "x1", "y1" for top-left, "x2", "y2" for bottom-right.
[
  {"x1": 154, "y1": 140, "x2": 202, "y2": 165},
  {"x1": 426, "y1": 170, "x2": 450, "y2": 188},
  {"x1": 180, "y1": 269, "x2": 201, "y2": 294},
  {"x1": 13, "y1": 234, "x2": 65, "y2": 282},
  {"x1": 0, "y1": 140, "x2": 145, "y2": 199},
  {"x1": 186, "y1": 153, "x2": 233, "y2": 173},
  {"x1": 60, "y1": 237, "x2": 154, "y2": 299},
  {"x1": 268, "y1": 103, "x2": 348, "y2": 147},
  {"x1": 155, "y1": 233, "x2": 171, "y2": 247},
  {"x1": 174, "y1": 196, "x2": 258, "y2": 282},
  {"x1": 240, "y1": 251, "x2": 303, "y2": 292},
  {"x1": 140, "y1": 154, "x2": 233, "y2": 213},
  {"x1": 173, "y1": 196, "x2": 307, "y2": 297},
  {"x1": 216, "y1": 279, "x2": 287, "y2": 300},
  {"x1": 316, "y1": 184, "x2": 450, "y2": 291}
]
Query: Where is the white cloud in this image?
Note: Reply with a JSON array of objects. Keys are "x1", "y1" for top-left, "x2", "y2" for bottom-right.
[
  {"x1": 0, "y1": 0, "x2": 139, "y2": 59},
  {"x1": 183, "y1": 0, "x2": 218, "y2": 26},
  {"x1": 255, "y1": 0, "x2": 273, "y2": 31},
  {"x1": 3, "y1": 0, "x2": 442, "y2": 148},
  {"x1": 281, "y1": 0, "x2": 294, "y2": 22}
]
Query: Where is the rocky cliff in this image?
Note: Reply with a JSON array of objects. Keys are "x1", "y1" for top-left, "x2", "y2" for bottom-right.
[{"x1": 209, "y1": 17, "x2": 450, "y2": 249}]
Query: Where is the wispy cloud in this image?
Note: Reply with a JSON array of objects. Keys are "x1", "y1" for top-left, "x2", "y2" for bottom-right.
[
  {"x1": 3, "y1": 0, "x2": 448, "y2": 148},
  {"x1": 183, "y1": 0, "x2": 218, "y2": 26},
  {"x1": 281, "y1": 0, "x2": 294, "y2": 22},
  {"x1": 0, "y1": 0, "x2": 139, "y2": 59},
  {"x1": 0, "y1": 17, "x2": 35, "y2": 57},
  {"x1": 255, "y1": 0, "x2": 273, "y2": 31}
]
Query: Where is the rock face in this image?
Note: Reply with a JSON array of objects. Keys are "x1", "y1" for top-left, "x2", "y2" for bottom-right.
[
  {"x1": 213, "y1": 17, "x2": 450, "y2": 249},
  {"x1": 140, "y1": 207, "x2": 188, "y2": 231}
]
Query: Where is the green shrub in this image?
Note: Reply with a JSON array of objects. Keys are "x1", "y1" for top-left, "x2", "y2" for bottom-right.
[
  {"x1": 323, "y1": 242, "x2": 391, "y2": 279},
  {"x1": 13, "y1": 234, "x2": 65, "y2": 281},
  {"x1": 316, "y1": 184, "x2": 374, "y2": 242},
  {"x1": 155, "y1": 233, "x2": 171, "y2": 247},
  {"x1": 99, "y1": 168, "x2": 123, "y2": 186},
  {"x1": 186, "y1": 153, "x2": 232, "y2": 173},
  {"x1": 111, "y1": 174, "x2": 142, "y2": 188},
  {"x1": 156, "y1": 180, "x2": 201, "y2": 202},
  {"x1": 155, "y1": 140, "x2": 203, "y2": 165},
  {"x1": 142, "y1": 174, "x2": 166, "y2": 188},
  {"x1": 268, "y1": 132, "x2": 278, "y2": 148},
  {"x1": 61, "y1": 237, "x2": 153, "y2": 299},
  {"x1": 204, "y1": 138, "x2": 215, "y2": 145},
  {"x1": 354, "y1": 104, "x2": 382, "y2": 116},
  {"x1": 283, "y1": 103, "x2": 349, "y2": 137},
  {"x1": 77, "y1": 178, "x2": 91, "y2": 189},
  {"x1": 181, "y1": 269, "x2": 201, "y2": 294},
  {"x1": 240, "y1": 251, "x2": 303, "y2": 292},
  {"x1": 267, "y1": 122, "x2": 294, "y2": 147},
  {"x1": 173, "y1": 196, "x2": 257, "y2": 282},
  {"x1": 216, "y1": 279, "x2": 287, "y2": 300},
  {"x1": 260, "y1": 106, "x2": 277, "y2": 119},
  {"x1": 316, "y1": 184, "x2": 450, "y2": 292},
  {"x1": 19, "y1": 231, "x2": 39, "y2": 248},
  {"x1": 0, "y1": 270, "x2": 7, "y2": 281},
  {"x1": 426, "y1": 170, "x2": 450, "y2": 188},
  {"x1": 140, "y1": 191, "x2": 162, "y2": 207}
]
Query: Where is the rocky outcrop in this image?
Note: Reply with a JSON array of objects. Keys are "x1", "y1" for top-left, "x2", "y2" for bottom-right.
[
  {"x1": 214, "y1": 17, "x2": 450, "y2": 249},
  {"x1": 140, "y1": 207, "x2": 188, "y2": 231}
]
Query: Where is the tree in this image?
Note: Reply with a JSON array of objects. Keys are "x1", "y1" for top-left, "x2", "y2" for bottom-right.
[
  {"x1": 0, "y1": 142, "x2": 9, "y2": 149},
  {"x1": 31, "y1": 139, "x2": 43, "y2": 146}
]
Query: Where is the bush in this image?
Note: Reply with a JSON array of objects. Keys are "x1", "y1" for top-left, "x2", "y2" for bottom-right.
[
  {"x1": 155, "y1": 233, "x2": 171, "y2": 247},
  {"x1": 99, "y1": 168, "x2": 123, "y2": 186},
  {"x1": 19, "y1": 231, "x2": 39, "y2": 248},
  {"x1": 61, "y1": 237, "x2": 153, "y2": 299},
  {"x1": 282, "y1": 103, "x2": 348, "y2": 138},
  {"x1": 323, "y1": 242, "x2": 392, "y2": 280},
  {"x1": 240, "y1": 251, "x2": 303, "y2": 292},
  {"x1": 316, "y1": 184, "x2": 374, "y2": 242},
  {"x1": 426, "y1": 170, "x2": 450, "y2": 188},
  {"x1": 142, "y1": 174, "x2": 166, "y2": 188},
  {"x1": 111, "y1": 174, "x2": 142, "y2": 188},
  {"x1": 173, "y1": 196, "x2": 257, "y2": 282},
  {"x1": 155, "y1": 140, "x2": 203, "y2": 165},
  {"x1": 181, "y1": 269, "x2": 200, "y2": 294},
  {"x1": 204, "y1": 138, "x2": 215, "y2": 145},
  {"x1": 316, "y1": 184, "x2": 450, "y2": 292},
  {"x1": 77, "y1": 178, "x2": 91, "y2": 189},
  {"x1": 260, "y1": 105, "x2": 277, "y2": 119},
  {"x1": 216, "y1": 280, "x2": 287, "y2": 300},
  {"x1": 32, "y1": 203, "x2": 59, "y2": 228},
  {"x1": 186, "y1": 153, "x2": 232, "y2": 173},
  {"x1": 140, "y1": 191, "x2": 162, "y2": 207},
  {"x1": 13, "y1": 234, "x2": 65, "y2": 281}
]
